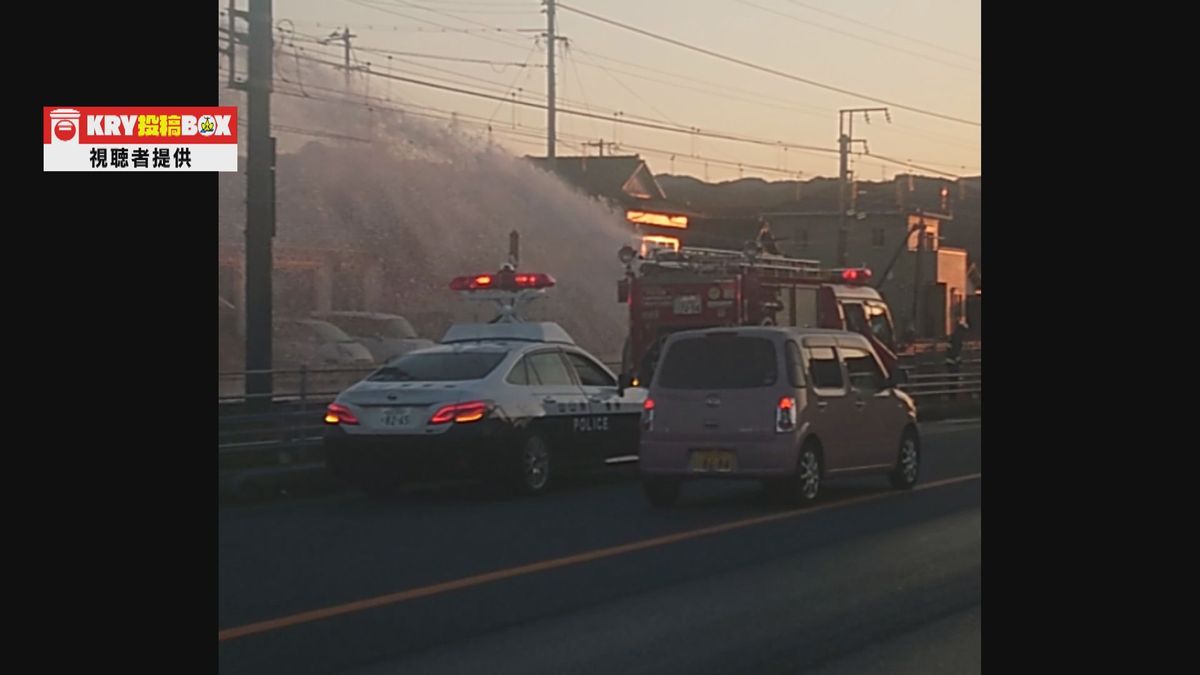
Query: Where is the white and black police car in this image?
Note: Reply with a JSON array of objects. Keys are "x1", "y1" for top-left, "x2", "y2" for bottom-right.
[{"x1": 324, "y1": 268, "x2": 645, "y2": 496}]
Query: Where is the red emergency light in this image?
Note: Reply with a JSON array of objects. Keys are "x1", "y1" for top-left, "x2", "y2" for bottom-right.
[
  {"x1": 838, "y1": 268, "x2": 873, "y2": 283},
  {"x1": 449, "y1": 271, "x2": 556, "y2": 291}
]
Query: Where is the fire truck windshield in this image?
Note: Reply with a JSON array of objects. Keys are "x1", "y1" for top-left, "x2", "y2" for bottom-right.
[{"x1": 866, "y1": 301, "x2": 895, "y2": 350}]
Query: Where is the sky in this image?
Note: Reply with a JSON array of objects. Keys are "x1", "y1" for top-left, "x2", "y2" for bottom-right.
[{"x1": 219, "y1": 0, "x2": 981, "y2": 183}]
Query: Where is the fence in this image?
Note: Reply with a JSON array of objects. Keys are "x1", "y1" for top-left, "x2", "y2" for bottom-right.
[{"x1": 218, "y1": 359, "x2": 980, "y2": 463}]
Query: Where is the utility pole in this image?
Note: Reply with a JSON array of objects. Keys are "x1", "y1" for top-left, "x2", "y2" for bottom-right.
[
  {"x1": 544, "y1": 0, "x2": 559, "y2": 168},
  {"x1": 321, "y1": 27, "x2": 357, "y2": 93},
  {"x1": 225, "y1": 0, "x2": 242, "y2": 89},
  {"x1": 837, "y1": 107, "x2": 889, "y2": 266},
  {"x1": 583, "y1": 139, "x2": 614, "y2": 156},
  {"x1": 911, "y1": 215, "x2": 925, "y2": 340},
  {"x1": 245, "y1": 0, "x2": 276, "y2": 405}
]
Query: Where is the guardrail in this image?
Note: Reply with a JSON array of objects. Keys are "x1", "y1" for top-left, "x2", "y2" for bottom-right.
[{"x1": 218, "y1": 362, "x2": 980, "y2": 460}]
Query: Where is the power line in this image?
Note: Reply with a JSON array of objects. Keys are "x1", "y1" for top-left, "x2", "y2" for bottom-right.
[
  {"x1": 569, "y1": 46, "x2": 824, "y2": 118},
  {"x1": 230, "y1": 62, "x2": 826, "y2": 177},
  {"x1": 735, "y1": 0, "x2": 980, "y2": 74},
  {"x1": 863, "y1": 153, "x2": 966, "y2": 178},
  {"x1": 567, "y1": 45, "x2": 980, "y2": 153},
  {"x1": 256, "y1": 68, "x2": 920, "y2": 180},
  {"x1": 228, "y1": 59, "x2": 950, "y2": 181},
  {"x1": 353, "y1": 45, "x2": 545, "y2": 67},
  {"x1": 359, "y1": 0, "x2": 540, "y2": 40},
  {"x1": 557, "y1": 2, "x2": 981, "y2": 128},
  {"x1": 235, "y1": 116, "x2": 373, "y2": 143},
  {"x1": 782, "y1": 0, "x2": 981, "y2": 63},
  {"x1": 274, "y1": 84, "x2": 817, "y2": 178},
  {"x1": 318, "y1": 43, "x2": 831, "y2": 153},
  {"x1": 346, "y1": 0, "x2": 537, "y2": 53},
  {"x1": 283, "y1": 38, "x2": 675, "y2": 131},
  {"x1": 291, "y1": 50, "x2": 840, "y2": 155},
  {"x1": 227, "y1": 30, "x2": 973, "y2": 179},
  {"x1": 240, "y1": 33, "x2": 978, "y2": 179},
  {"x1": 338, "y1": 4, "x2": 982, "y2": 155}
]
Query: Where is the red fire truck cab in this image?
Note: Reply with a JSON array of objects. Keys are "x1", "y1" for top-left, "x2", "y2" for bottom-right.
[{"x1": 617, "y1": 244, "x2": 899, "y2": 384}]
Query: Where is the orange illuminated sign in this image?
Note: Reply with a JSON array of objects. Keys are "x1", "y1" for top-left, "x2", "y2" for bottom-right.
[{"x1": 626, "y1": 210, "x2": 688, "y2": 229}]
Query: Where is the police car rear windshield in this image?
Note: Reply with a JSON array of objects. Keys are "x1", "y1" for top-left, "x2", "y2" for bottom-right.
[
  {"x1": 657, "y1": 335, "x2": 778, "y2": 389},
  {"x1": 368, "y1": 352, "x2": 506, "y2": 382}
]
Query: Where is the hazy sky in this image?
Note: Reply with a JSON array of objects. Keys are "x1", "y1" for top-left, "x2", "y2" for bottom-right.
[{"x1": 222, "y1": 0, "x2": 980, "y2": 182}]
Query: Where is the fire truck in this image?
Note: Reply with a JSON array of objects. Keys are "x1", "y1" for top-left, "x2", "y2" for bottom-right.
[{"x1": 616, "y1": 240, "x2": 900, "y2": 384}]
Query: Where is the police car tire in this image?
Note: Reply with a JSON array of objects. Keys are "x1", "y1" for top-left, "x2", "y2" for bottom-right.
[
  {"x1": 643, "y1": 477, "x2": 680, "y2": 508},
  {"x1": 889, "y1": 429, "x2": 920, "y2": 490},
  {"x1": 509, "y1": 435, "x2": 553, "y2": 496}
]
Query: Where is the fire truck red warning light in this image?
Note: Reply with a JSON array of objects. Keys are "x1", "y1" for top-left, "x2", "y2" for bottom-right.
[{"x1": 449, "y1": 272, "x2": 557, "y2": 291}]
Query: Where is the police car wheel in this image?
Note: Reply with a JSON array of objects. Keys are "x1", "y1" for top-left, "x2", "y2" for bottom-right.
[
  {"x1": 643, "y1": 477, "x2": 680, "y2": 508},
  {"x1": 889, "y1": 430, "x2": 920, "y2": 489},
  {"x1": 511, "y1": 435, "x2": 552, "y2": 495}
]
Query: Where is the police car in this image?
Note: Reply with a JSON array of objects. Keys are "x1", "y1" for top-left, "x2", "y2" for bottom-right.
[{"x1": 323, "y1": 268, "x2": 645, "y2": 496}]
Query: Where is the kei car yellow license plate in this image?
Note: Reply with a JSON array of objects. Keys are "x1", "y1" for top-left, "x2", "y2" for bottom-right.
[{"x1": 690, "y1": 449, "x2": 737, "y2": 472}]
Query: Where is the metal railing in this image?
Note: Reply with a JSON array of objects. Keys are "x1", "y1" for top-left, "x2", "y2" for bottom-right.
[
  {"x1": 218, "y1": 361, "x2": 979, "y2": 457},
  {"x1": 219, "y1": 366, "x2": 377, "y2": 405}
]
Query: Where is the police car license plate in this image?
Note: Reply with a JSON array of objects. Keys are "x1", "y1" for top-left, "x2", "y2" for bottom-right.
[
  {"x1": 673, "y1": 295, "x2": 702, "y2": 315},
  {"x1": 690, "y1": 449, "x2": 737, "y2": 472},
  {"x1": 380, "y1": 408, "x2": 414, "y2": 428}
]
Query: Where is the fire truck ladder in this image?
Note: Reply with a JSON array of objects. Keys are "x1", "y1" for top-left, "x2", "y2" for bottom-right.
[{"x1": 666, "y1": 246, "x2": 825, "y2": 280}]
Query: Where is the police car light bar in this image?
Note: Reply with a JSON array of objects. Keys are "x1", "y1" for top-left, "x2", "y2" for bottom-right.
[
  {"x1": 449, "y1": 272, "x2": 556, "y2": 292},
  {"x1": 834, "y1": 268, "x2": 873, "y2": 283}
]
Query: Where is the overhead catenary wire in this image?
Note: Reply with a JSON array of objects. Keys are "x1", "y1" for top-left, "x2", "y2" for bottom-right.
[
  {"x1": 335, "y1": 4, "x2": 983, "y2": 150},
  {"x1": 735, "y1": 0, "x2": 980, "y2": 74},
  {"x1": 288, "y1": 49, "x2": 841, "y2": 156},
  {"x1": 556, "y1": 2, "x2": 981, "y2": 128},
  {"x1": 782, "y1": 0, "x2": 981, "y2": 62}
]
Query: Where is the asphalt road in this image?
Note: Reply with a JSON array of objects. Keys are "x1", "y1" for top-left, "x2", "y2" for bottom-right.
[{"x1": 219, "y1": 420, "x2": 981, "y2": 674}]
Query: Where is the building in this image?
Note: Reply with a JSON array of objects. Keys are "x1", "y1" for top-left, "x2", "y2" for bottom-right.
[
  {"x1": 527, "y1": 154, "x2": 703, "y2": 253},
  {"x1": 759, "y1": 208, "x2": 968, "y2": 339}
]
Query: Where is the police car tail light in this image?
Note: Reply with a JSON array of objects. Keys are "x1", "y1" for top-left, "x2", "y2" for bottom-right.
[
  {"x1": 776, "y1": 396, "x2": 797, "y2": 433},
  {"x1": 429, "y1": 400, "x2": 490, "y2": 425},
  {"x1": 324, "y1": 403, "x2": 359, "y2": 425},
  {"x1": 641, "y1": 397, "x2": 655, "y2": 431}
]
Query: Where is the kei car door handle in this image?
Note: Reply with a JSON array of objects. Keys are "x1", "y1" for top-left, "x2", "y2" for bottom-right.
[
  {"x1": 817, "y1": 401, "x2": 828, "y2": 410},
  {"x1": 855, "y1": 400, "x2": 866, "y2": 409}
]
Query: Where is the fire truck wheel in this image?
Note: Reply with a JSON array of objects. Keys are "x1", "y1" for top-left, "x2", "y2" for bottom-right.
[
  {"x1": 768, "y1": 441, "x2": 823, "y2": 506},
  {"x1": 507, "y1": 434, "x2": 553, "y2": 496},
  {"x1": 643, "y1": 476, "x2": 681, "y2": 508},
  {"x1": 888, "y1": 429, "x2": 920, "y2": 489}
]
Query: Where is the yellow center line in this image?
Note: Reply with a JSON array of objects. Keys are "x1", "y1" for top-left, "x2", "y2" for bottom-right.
[{"x1": 219, "y1": 472, "x2": 981, "y2": 642}]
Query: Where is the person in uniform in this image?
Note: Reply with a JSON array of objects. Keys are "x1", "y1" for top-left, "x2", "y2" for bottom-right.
[{"x1": 757, "y1": 222, "x2": 782, "y2": 256}]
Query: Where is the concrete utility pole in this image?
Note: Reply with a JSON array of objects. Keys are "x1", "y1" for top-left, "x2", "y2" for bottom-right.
[
  {"x1": 320, "y1": 27, "x2": 358, "y2": 94},
  {"x1": 837, "y1": 107, "x2": 889, "y2": 266},
  {"x1": 545, "y1": 0, "x2": 557, "y2": 166},
  {"x1": 244, "y1": 0, "x2": 276, "y2": 404}
]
